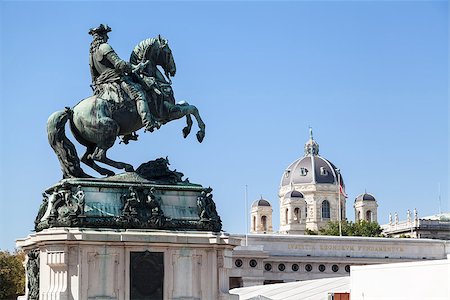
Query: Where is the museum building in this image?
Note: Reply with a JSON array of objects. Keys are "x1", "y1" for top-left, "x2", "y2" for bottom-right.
[{"x1": 228, "y1": 132, "x2": 450, "y2": 288}]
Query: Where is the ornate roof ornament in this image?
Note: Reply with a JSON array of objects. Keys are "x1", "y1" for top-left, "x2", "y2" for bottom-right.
[{"x1": 304, "y1": 127, "x2": 319, "y2": 156}]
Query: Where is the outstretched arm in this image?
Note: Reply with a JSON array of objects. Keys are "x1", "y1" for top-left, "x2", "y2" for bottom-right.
[{"x1": 99, "y1": 43, "x2": 132, "y2": 74}]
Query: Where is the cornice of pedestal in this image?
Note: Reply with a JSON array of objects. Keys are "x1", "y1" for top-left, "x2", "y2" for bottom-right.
[{"x1": 16, "y1": 227, "x2": 241, "y2": 250}]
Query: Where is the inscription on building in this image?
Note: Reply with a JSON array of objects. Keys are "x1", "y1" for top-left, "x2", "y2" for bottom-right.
[{"x1": 288, "y1": 244, "x2": 404, "y2": 252}]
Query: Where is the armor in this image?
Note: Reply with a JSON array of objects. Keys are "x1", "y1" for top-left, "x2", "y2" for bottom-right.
[{"x1": 89, "y1": 25, "x2": 159, "y2": 132}]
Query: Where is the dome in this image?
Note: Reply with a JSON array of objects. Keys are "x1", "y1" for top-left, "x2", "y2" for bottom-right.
[
  {"x1": 280, "y1": 129, "x2": 344, "y2": 188},
  {"x1": 252, "y1": 197, "x2": 271, "y2": 208},
  {"x1": 355, "y1": 193, "x2": 376, "y2": 202}
]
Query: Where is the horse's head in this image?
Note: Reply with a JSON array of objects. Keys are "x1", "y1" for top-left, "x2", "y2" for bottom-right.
[
  {"x1": 130, "y1": 36, "x2": 176, "y2": 80},
  {"x1": 156, "y1": 35, "x2": 176, "y2": 79}
]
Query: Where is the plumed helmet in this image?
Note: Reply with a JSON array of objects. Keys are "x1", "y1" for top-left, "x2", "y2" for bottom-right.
[{"x1": 88, "y1": 24, "x2": 111, "y2": 36}]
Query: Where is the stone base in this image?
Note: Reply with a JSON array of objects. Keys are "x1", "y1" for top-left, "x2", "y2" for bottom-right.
[
  {"x1": 17, "y1": 228, "x2": 239, "y2": 300},
  {"x1": 35, "y1": 173, "x2": 222, "y2": 233}
]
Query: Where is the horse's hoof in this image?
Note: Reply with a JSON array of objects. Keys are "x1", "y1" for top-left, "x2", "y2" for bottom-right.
[
  {"x1": 182, "y1": 127, "x2": 191, "y2": 138},
  {"x1": 124, "y1": 165, "x2": 134, "y2": 172},
  {"x1": 104, "y1": 170, "x2": 116, "y2": 177},
  {"x1": 196, "y1": 131, "x2": 205, "y2": 143}
]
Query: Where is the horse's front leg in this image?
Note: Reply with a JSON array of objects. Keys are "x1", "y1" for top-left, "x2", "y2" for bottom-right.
[
  {"x1": 188, "y1": 105, "x2": 206, "y2": 143},
  {"x1": 165, "y1": 102, "x2": 206, "y2": 143},
  {"x1": 182, "y1": 115, "x2": 193, "y2": 138}
]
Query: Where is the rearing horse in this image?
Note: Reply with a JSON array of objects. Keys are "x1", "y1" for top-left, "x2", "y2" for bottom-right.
[{"x1": 47, "y1": 35, "x2": 205, "y2": 178}]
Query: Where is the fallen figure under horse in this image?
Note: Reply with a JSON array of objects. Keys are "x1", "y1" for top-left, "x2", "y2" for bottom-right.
[{"x1": 47, "y1": 29, "x2": 205, "y2": 179}]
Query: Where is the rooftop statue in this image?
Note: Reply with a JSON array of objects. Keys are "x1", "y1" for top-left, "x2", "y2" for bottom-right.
[{"x1": 47, "y1": 24, "x2": 205, "y2": 178}]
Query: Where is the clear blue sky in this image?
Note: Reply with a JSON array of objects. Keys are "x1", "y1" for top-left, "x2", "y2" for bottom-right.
[{"x1": 0, "y1": 1, "x2": 448, "y2": 250}]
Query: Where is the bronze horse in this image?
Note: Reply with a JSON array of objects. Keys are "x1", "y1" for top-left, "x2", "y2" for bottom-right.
[{"x1": 47, "y1": 36, "x2": 205, "y2": 178}]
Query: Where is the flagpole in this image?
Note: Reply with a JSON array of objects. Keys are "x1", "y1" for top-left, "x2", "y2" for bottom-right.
[
  {"x1": 336, "y1": 169, "x2": 342, "y2": 236},
  {"x1": 245, "y1": 184, "x2": 248, "y2": 246}
]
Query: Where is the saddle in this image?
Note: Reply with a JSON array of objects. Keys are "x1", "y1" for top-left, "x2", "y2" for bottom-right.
[{"x1": 94, "y1": 79, "x2": 138, "y2": 114}]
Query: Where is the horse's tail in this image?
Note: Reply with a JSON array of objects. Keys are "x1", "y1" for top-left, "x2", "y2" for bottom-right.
[{"x1": 47, "y1": 107, "x2": 89, "y2": 178}]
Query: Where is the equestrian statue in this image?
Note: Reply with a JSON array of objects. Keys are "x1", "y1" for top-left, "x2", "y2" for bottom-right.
[{"x1": 47, "y1": 24, "x2": 205, "y2": 178}]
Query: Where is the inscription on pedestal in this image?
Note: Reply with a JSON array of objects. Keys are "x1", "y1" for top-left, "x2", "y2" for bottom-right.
[{"x1": 130, "y1": 251, "x2": 164, "y2": 300}]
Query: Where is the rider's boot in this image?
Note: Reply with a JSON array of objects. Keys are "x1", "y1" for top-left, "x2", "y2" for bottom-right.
[{"x1": 136, "y1": 98, "x2": 160, "y2": 132}]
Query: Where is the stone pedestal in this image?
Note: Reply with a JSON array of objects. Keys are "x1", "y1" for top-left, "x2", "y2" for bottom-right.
[
  {"x1": 17, "y1": 228, "x2": 239, "y2": 300},
  {"x1": 22, "y1": 162, "x2": 232, "y2": 299}
]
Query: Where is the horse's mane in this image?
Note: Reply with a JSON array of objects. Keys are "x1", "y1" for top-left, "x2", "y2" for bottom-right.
[{"x1": 130, "y1": 38, "x2": 158, "y2": 65}]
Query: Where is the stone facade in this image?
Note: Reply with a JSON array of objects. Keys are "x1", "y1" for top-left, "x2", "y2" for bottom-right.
[
  {"x1": 354, "y1": 193, "x2": 378, "y2": 223},
  {"x1": 279, "y1": 131, "x2": 346, "y2": 234},
  {"x1": 279, "y1": 184, "x2": 346, "y2": 233},
  {"x1": 382, "y1": 212, "x2": 450, "y2": 240},
  {"x1": 229, "y1": 234, "x2": 450, "y2": 288},
  {"x1": 250, "y1": 198, "x2": 273, "y2": 234},
  {"x1": 17, "y1": 228, "x2": 239, "y2": 300}
]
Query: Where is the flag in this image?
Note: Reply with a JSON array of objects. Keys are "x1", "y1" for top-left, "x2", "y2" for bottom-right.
[{"x1": 339, "y1": 185, "x2": 348, "y2": 198}]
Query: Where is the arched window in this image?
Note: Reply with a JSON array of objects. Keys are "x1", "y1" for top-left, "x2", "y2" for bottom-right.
[
  {"x1": 322, "y1": 200, "x2": 330, "y2": 219},
  {"x1": 252, "y1": 216, "x2": 256, "y2": 231},
  {"x1": 261, "y1": 215, "x2": 267, "y2": 231},
  {"x1": 357, "y1": 211, "x2": 361, "y2": 221},
  {"x1": 291, "y1": 191, "x2": 304, "y2": 198},
  {"x1": 294, "y1": 207, "x2": 300, "y2": 223},
  {"x1": 285, "y1": 208, "x2": 289, "y2": 224},
  {"x1": 366, "y1": 210, "x2": 372, "y2": 222}
]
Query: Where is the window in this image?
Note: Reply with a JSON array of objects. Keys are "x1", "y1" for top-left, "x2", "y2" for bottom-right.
[
  {"x1": 299, "y1": 167, "x2": 308, "y2": 176},
  {"x1": 345, "y1": 265, "x2": 351, "y2": 273},
  {"x1": 278, "y1": 264, "x2": 286, "y2": 271},
  {"x1": 366, "y1": 210, "x2": 372, "y2": 222},
  {"x1": 292, "y1": 264, "x2": 299, "y2": 272},
  {"x1": 294, "y1": 208, "x2": 300, "y2": 223},
  {"x1": 235, "y1": 259, "x2": 243, "y2": 268},
  {"x1": 321, "y1": 200, "x2": 330, "y2": 219},
  {"x1": 264, "y1": 263, "x2": 272, "y2": 271},
  {"x1": 285, "y1": 208, "x2": 289, "y2": 224},
  {"x1": 264, "y1": 280, "x2": 284, "y2": 285},
  {"x1": 332, "y1": 265, "x2": 339, "y2": 272},
  {"x1": 249, "y1": 259, "x2": 257, "y2": 268},
  {"x1": 357, "y1": 211, "x2": 361, "y2": 221},
  {"x1": 261, "y1": 215, "x2": 267, "y2": 231},
  {"x1": 291, "y1": 191, "x2": 304, "y2": 198},
  {"x1": 305, "y1": 264, "x2": 312, "y2": 272},
  {"x1": 320, "y1": 167, "x2": 328, "y2": 176},
  {"x1": 319, "y1": 264, "x2": 326, "y2": 272},
  {"x1": 284, "y1": 170, "x2": 291, "y2": 178},
  {"x1": 252, "y1": 216, "x2": 256, "y2": 231},
  {"x1": 229, "y1": 277, "x2": 243, "y2": 289}
]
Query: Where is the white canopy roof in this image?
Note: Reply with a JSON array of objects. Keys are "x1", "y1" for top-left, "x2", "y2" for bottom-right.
[{"x1": 230, "y1": 276, "x2": 350, "y2": 300}]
